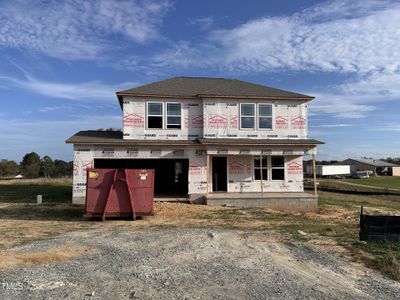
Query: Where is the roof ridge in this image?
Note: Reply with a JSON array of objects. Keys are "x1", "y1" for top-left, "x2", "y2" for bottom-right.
[{"x1": 175, "y1": 76, "x2": 228, "y2": 80}]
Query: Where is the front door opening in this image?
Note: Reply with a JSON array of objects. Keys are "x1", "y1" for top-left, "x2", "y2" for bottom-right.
[
  {"x1": 94, "y1": 159, "x2": 188, "y2": 197},
  {"x1": 212, "y1": 157, "x2": 227, "y2": 192}
]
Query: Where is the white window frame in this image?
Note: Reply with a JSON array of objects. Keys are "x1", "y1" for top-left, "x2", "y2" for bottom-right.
[
  {"x1": 240, "y1": 103, "x2": 256, "y2": 130},
  {"x1": 258, "y1": 103, "x2": 273, "y2": 130},
  {"x1": 271, "y1": 156, "x2": 285, "y2": 181},
  {"x1": 147, "y1": 102, "x2": 164, "y2": 129},
  {"x1": 166, "y1": 102, "x2": 182, "y2": 130}
]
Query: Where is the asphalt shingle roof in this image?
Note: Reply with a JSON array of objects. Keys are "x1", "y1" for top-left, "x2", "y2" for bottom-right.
[
  {"x1": 116, "y1": 76, "x2": 313, "y2": 100},
  {"x1": 65, "y1": 131, "x2": 198, "y2": 145}
]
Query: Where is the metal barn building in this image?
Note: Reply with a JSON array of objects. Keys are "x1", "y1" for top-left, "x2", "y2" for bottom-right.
[{"x1": 339, "y1": 158, "x2": 400, "y2": 176}]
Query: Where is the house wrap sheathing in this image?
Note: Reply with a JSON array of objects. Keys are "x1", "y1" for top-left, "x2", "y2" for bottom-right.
[{"x1": 67, "y1": 77, "x2": 323, "y2": 209}]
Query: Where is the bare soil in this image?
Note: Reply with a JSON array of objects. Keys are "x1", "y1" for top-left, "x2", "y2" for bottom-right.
[
  {"x1": 0, "y1": 201, "x2": 399, "y2": 299},
  {"x1": 0, "y1": 227, "x2": 399, "y2": 299}
]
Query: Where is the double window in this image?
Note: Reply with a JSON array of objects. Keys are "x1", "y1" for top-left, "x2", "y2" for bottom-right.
[
  {"x1": 253, "y1": 156, "x2": 285, "y2": 181},
  {"x1": 240, "y1": 103, "x2": 272, "y2": 130},
  {"x1": 147, "y1": 102, "x2": 182, "y2": 129}
]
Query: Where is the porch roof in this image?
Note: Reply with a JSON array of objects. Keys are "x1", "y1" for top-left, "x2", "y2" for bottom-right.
[
  {"x1": 199, "y1": 138, "x2": 324, "y2": 146},
  {"x1": 66, "y1": 130, "x2": 323, "y2": 147},
  {"x1": 65, "y1": 130, "x2": 199, "y2": 146}
]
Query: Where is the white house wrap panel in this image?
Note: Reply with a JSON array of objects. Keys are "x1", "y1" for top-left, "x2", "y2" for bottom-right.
[
  {"x1": 123, "y1": 97, "x2": 203, "y2": 140},
  {"x1": 203, "y1": 99, "x2": 308, "y2": 139}
]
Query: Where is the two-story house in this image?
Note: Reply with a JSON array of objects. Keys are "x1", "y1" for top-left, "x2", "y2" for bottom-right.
[{"x1": 66, "y1": 77, "x2": 323, "y2": 210}]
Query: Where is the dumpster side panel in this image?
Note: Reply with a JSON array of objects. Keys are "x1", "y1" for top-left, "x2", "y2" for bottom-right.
[
  {"x1": 86, "y1": 169, "x2": 115, "y2": 214},
  {"x1": 86, "y1": 168, "x2": 155, "y2": 218},
  {"x1": 126, "y1": 169, "x2": 155, "y2": 215},
  {"x1": 107, "y1": 180, "x2": 132, "y2": 214}
]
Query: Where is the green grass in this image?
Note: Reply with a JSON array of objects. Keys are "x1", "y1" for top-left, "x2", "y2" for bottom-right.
[
  {"x1": 356, "y1": 242, "x2": 400, "y2": 280},
  {"x1": 0, "y1": 183, "x2": 72, "y2": 203},
  {"x1": 0, "y1": 203, "x2": 82, "y2": 220},
  {"x1": 319, "y1": 190, "x2": 400, "y2": 280},
  {"x1": 344, "y1": 177, "x2": 400, "y2": 189}
]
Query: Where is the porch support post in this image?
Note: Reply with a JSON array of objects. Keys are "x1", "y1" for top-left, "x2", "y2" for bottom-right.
[
  {"x1": 260, "y1": 154, "x2": 264, "y2": 193},
  {"x1": 206, "y1": 154, "x2": 210, "y2": 195},
  {"x1": 312, "y1": 153, "x2": 318, "y2": 196}
]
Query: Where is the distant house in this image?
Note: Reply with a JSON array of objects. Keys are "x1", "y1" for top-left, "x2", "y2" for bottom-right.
[
  {"x1": 339, "y1": 158, "x2": 400, "y2": 176},
  {"x1": 66, "y1": 76, "x2": 324, "y2": 210}
]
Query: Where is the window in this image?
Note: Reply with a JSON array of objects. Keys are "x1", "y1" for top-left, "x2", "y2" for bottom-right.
[
  {"x1": 240, "y1": 103, "x2": 255, "y2": 129},
  {"x1": 254, "y1": 156, "x2": 268, "y2": 180},
  {"x1": 271, "y1": 156, "x2": 285, "y2": 180},
  {"x1": 258, "y1": 104, "x2": 272, "y2": 129},
  {"x1": 167, "y1": 103, "x2": 181, "y2": 129},
  {"x1": 240, "y1": 103, "x2": 273, "y2": 130},
  {"x1": 147, "y1": 102, "x2": 163, "y2": 129}
]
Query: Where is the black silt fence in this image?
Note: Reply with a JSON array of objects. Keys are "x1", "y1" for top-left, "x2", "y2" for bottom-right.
[{"x1": 359, "y1": 206, "x2": 400, "y2": 243}]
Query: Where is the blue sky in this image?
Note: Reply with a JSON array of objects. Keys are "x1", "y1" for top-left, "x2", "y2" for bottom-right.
[{"x1": 0, "y1": 0, "x2": 399, "y2": 162}]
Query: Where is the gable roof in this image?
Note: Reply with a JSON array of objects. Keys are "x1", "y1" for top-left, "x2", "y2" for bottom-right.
[{"x1": 116, "y1": 77, "x2": 314, "y2": 105}]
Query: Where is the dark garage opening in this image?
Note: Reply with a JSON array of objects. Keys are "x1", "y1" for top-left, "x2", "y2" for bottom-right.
[{"x1": 94, "y1": 159, "x2": 189, "y2": 197}]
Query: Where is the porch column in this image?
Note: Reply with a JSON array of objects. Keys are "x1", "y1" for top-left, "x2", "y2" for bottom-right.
[
  {"x1": 206, "y1": 154, "x2": 210, "y2": 194},
  {"x1": 260, "y1": 154, "x2": 264, "y2": 193},
  {"x1": 312, "y1": 154, "x2": 318, "y2": 196}
]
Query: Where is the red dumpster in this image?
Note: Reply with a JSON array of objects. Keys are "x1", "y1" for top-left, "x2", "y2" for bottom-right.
[{"x1": 85, "y1": 168, "x2": 154, "y2": 221}]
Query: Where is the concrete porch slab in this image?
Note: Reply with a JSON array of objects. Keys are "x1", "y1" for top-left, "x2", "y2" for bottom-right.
[{"x1": 206, "y1": 192, "x2": 317, "y2": 212}]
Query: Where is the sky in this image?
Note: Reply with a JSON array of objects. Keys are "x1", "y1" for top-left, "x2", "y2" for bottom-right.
[{"x1": 0, "y1": 0, "x2": 399, "y2": 162}]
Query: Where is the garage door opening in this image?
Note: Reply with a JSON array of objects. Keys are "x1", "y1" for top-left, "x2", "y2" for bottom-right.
[{"x1": 94, "y1": 159, "x2": 189, "y2": 197}]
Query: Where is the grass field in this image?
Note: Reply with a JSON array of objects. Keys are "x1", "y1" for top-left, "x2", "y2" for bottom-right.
[
  {"x1": 0, "y1": 178, "x2": 399, "y2": 280},
  {"x1": 0, "y1": 182, "x2": 72, "y2": 203},
  {"x1": 344, "y1": 177, "x2": 400, "y2": 189}
]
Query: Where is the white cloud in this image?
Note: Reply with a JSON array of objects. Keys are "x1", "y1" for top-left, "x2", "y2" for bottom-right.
[
  {"x1": 157, "y1": 0, "x2": 400, "y2": 74},
  {"x1": 297, "y1": 0, "x2": 394, "y2": 22},
  {"x1": 316, "y1": 124, "x2": 352, "y2": 128},
  {"x1": 308, "y1": 70, "x2": 400, "y2": 118},
  {"x1": 0, "y1": 73, "x2": 137, "y2": 102},
  {"x1": 190, "y1": 17, "x2": 214, "y2": 31},
  {"x1": 372, "y1": 123, "x2": 400, "y2": 133},
  {"x1": 0, "y1": 0, "x2": 171, "y2": 60}
]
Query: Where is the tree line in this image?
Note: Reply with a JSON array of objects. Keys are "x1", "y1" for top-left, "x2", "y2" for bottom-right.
[{"x1": 0, "y1": 152, "x2": 72, "y2": 178}]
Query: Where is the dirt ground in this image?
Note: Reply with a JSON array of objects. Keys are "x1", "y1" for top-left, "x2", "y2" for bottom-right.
[
  {"x1": 0, "y1": 226, "x2": 399, "y2": 300},
  {"x1": 1, "y1": 200, "x2": 400, "y2": 299}
]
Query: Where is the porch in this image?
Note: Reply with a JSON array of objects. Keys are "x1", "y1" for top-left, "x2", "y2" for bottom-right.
[{"x1": 206, "y1": 192, "x2": 317, "y2": 212}]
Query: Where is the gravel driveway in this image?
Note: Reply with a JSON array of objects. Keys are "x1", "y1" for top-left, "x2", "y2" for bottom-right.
[{"x1": 0, "y1": 227, "x2": 399, "y2": 299}]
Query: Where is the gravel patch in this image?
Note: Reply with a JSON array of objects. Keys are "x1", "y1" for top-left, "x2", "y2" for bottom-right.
[{"x1": 0, "y1": 227, "x2": 399, "y2": 299}]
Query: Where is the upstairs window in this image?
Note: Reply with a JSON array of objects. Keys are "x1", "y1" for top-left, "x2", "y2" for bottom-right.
[
  {"x1": 167, "y1": 103, "x2": 181, "y2": 129},
  {"x1": 147, "y1": 102, "x2": 163, "y2": 129},
  {"x1": 258, "y1": 104, "x2": 272, "y2": 129},
  {"x1": 240, "y1": 103, "x2": 255, "y2": 129},
  {"x1": 271, "y1": 156, "x2": 285, "y2": 180},
  {"x1": 254, "y1": 156, "x2": 268, "y2": 180}
]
